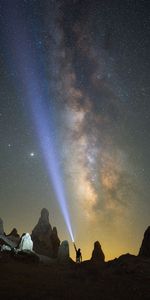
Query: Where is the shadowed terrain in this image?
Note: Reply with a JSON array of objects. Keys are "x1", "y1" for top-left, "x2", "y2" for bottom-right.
[{"x1": 0, "y1": 252, "x2": 150, "y2": 300}]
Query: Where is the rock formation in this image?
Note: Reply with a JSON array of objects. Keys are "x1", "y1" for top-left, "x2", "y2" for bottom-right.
[
  {"x1": 51, "y1": 227, "x2": 60, "y2": 257},
  {"x1": 139, "y1": 226, "x2": 150, "y2": 257},
  {"x1": 58, "y1": 240, "x2": 69, "y2": 263},
  {"x1": 31, "y1": 208, "x2": 60, "y2": 258},
  {"x1": 0, "y1": 218, "x2": 4, "y2": 235},
  {"x1": 0, "y1": 235, "x2": 17, "y2": 249},
  {"x1": 91, "y1": 241, "x2": 105, "y2": 263},
  {"x1": 7, "y1": 228, "x2": 20, "y2": 244},
  {"x1": 7, "y1": 228, "x2": 20, "y2": 238}
]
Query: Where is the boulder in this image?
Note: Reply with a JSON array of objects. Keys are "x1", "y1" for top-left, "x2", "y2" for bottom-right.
[
  {"x1": 17, "y1": 233, "x2": 33, "y2": 252},
  {"x1": 1, "y1": 244, "x2": 12, "y2": 252},
  {"x1": 31, "y1": 208, "x2": 60, "y2": 258},
  {"x1": 91, "y1": 241, "x2": 105, "y2": 263},
  {"x1": 58, "y1": 240, "x2": 69, "y2": 263},
  {"x1": 139, "y1": 226, "x2": 150, "y2": 257},
  {"x1": 0, "y1": 218, "x2": 4, "y2": 235}
]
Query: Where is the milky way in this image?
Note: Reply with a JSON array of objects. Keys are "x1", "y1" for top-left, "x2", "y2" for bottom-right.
[{"x1": 44, "y1": 1, "x2": 136, "y2": 226}]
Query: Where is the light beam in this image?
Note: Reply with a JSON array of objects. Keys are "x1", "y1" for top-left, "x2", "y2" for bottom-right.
[{"x1": 6, "y1": 6, "x2": 74, "y2": 242}]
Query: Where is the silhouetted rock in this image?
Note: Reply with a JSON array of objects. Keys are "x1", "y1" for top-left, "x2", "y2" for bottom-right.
[
  {"x1": 7, "y1": 228, "x2": 20, "y2": 244},
  {"x1": 91, "y1": 241, "x2": 105, "y2": 263},
  {"x1": 139, "y1": 226, "x2": 150, "y2": 257},
  {"x1": 0, "y1": 218, "x2": 4, "y2": 235},
  {"x1": 0, "y1": 235, "x2": 17, "y2": 249},
  {"x1": 51, "y1": 227, "x2": 60, "y2": 258},
  {"x1": 7, "y1": 228, "x2": 20, "y2": 238},
  {"x1": 31, "y1": 208, "x2": 60, "y2": 258},
  {"x1": 58, "y1": 240, "x2": 69, "y2": 263},
  {"x1": 106, "y1": 253, "x2": 150, "y2": 277},
  {"x1": 32, "y1": 208, "x2": 52, "y2": 235}
]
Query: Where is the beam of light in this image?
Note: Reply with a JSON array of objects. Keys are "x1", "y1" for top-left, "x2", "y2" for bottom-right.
[
  {"x1": 5, "y1": 6, "x2": 74, "y2": 242},
  {"x1": 29, "y1": 88, "x2": 74, "y2": 243}
]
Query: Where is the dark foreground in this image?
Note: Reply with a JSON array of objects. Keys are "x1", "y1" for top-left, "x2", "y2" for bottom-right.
[{"x1": 0, "y1": 252, "x2": 150, "y2": 300}]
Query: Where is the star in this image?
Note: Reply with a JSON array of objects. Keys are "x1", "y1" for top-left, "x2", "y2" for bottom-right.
[{"x1": 30, "y1": 152, "x2": 35, "y2": 157}]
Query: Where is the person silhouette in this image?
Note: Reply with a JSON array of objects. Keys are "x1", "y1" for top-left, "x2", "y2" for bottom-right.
[{"x1": 73, "y1": 242, "x2": 82, "y2": 263}]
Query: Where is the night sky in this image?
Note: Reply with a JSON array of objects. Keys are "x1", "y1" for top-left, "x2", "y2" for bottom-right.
[{"x1": 0, "y1": 0, "x2": 150, "y2": 260}]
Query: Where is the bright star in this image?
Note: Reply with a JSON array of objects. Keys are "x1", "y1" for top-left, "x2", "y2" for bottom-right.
[{"x1": 30, "y1": 152, "x2": 35, "y2": 157}]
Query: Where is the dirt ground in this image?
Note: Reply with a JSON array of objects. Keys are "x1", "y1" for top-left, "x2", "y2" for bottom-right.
[{"x1": 0, "y1": 253, "x2": 150, "y2": 300}]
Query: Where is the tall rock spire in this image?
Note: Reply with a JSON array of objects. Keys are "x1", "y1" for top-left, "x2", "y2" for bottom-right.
[
  {"x1": 31, "y1": 208, "x2": 60, "y2": 258},
  {"x1": 91, "y1": 241, "x2": 105, "y2": 263},
  {"x1": 139, "y1": 226, "x2": 150, "y2": 257}
]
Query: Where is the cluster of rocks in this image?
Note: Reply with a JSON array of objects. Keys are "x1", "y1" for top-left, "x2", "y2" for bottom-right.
[
  {"x1": 1, "y1": 210, "x2": 150, "y2": 263},
  {"x1": 0, "y1": 217, "x2": 20, "y2": 249},
  {"x1": 0, "y1": 209, "x2": 69, "y2": 263}
]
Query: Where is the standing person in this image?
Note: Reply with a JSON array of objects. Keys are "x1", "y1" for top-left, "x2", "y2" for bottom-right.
[{"x1": 73, "y1": 242, "x2": 82, "y2": 263}]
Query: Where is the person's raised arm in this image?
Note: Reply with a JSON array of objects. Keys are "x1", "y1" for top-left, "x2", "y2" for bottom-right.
[{"x1": 73, "y1": 242, "x2": 77, "y2": 252}]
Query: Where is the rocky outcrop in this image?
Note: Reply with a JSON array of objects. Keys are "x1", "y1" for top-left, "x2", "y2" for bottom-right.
[
  {"x1": 32, "y1": 208, "x2": 52, "y2": 235},
  {"x1": 106, "y1": 253, "x2": 150, "y2": 275},
  {"x1": 0, "y1": 235, "x2": 17, "y2": 248},
  {"x1": 58, "y1": 240, "x2": 69, "y2": 263},
  {"x1": 7, "y1": 228, "x2": 20, "y2": 244},
  {"x1": 91, "y1": 241, "x2": 105, "y2": 263},
  {"x1": 139, "y1": 226, "x2": 150, "y2": 257},
  {"x1": 7, "y1": 228, "x2": 20, "y2": 238},
  {"x1": 31, "y1": 208, "x2": 60, "y2": 258},
  {"x1": 0, "y1": 218, "x2": 4, "y2": 235}
]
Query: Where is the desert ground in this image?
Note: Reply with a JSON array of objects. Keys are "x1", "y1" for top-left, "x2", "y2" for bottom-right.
[{"x1": 0, "y1": 252, "x2": 150, "y2": 300}]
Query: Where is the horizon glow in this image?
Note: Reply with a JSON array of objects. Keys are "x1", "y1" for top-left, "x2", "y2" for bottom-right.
[{"x1": 6, "y1": 8, "x2": 74, "y2": 243}]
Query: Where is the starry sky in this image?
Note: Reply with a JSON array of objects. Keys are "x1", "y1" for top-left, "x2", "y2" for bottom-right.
[{"x1": 0, "y1": 0, "x2": 150, "y2": 260}]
